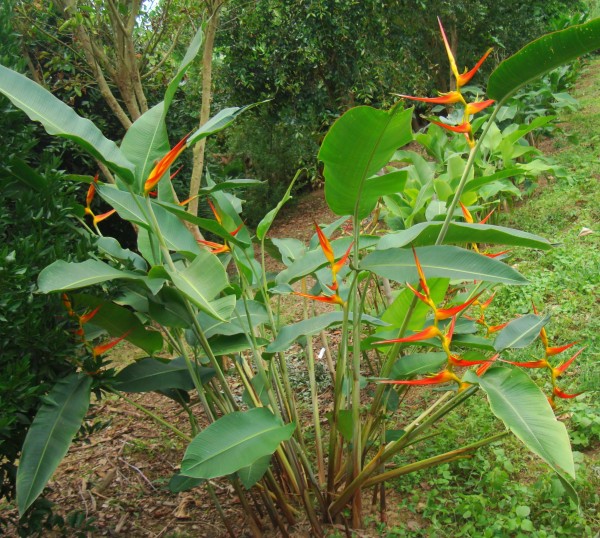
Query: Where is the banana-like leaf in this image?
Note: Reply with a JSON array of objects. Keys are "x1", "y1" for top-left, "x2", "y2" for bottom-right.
[
  {"x1": 465, "y1": 367, "x2": 575, "y2": 479},
  {"x1": 181, "y1": 408, "x2": 295, "y2": 479},
  {"x1": 17, "y1": 373, "x2": 92, "y2": 515},
  {"x1": 493, "y1": 314, "x2": 550, "y2": 351},
  {"x1": 266, "y1": 312, "x2": 388, "y2": 353},
  {"x1": 257, "y1": 171, "x2": 300, "y2": 241},
  {"x1": 377, "y1": 222, "x2": 552, "y2": 250},
  {"x1": 187, "y1": 102, "x2": 265, "y2": 146},
  {"x1": 38, "y1": 260, "x2": 143, "y2": 292},
  {"x1": 0, "y1": 65, "x2": 135, "y2": 183},
  {"x1": 167, "y1": 250, "x2": 234, "y2": 321},
  {"x1": 74, "y1": 294, "x2": 163, "y2": 354},
  {"x1": 488, "y1": 18, "x2": 600, "y2": 102},
  {"x1": 361, "y1": 245, "x2": 528, "y2": 285},
  {"x1": 392, "y1": 352, "x2": 448, "y2": 378},
  {"x1": 319, "y1": 104, "x2": 413, "y2": 218},
  {"x1": 114, "y1": 357, "x2": 214, "y2": 393},
  {"x1": 168, "y1": 473, "x2": 204, "y2": 493},
  {"x1": 237, "y1": 455, "x2": 272, "y2": 489}
]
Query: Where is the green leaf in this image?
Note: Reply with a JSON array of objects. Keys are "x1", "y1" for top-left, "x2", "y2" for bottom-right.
[
  {"x1": 266, "y1": 312, "x2": 388, "y2": 353},
  {"x1": 361, "y1": 245, "x2": 528, "y2": 285},
  {"x1": 167, "y1": 251, "x2": 233, "y2": 320},
  {"x1": 467, "y1": 366, "x2": 575, "y2": 479},
  {"x1": 168, "y1": 473, "x2": 204, "y2": 493},
  {"x1": 257, "y1": 171, "x2": 300, "y2": 241},
  {"x1": 378, "y1": 222, "x2": 552, "y2": 251},
  {"x1": 193, "y1": 300, "x2": 269, "y2": 339},
  {"x1": 392, "y1": 352, "x2": 448, "y2": 378},
  {"x1": 97, "y1": 186, "x2": 201, "y2": 255},
  {"x1": 96, "y1": 237, "x2": 147, "y2": 271},
  {"x1": 74, "y1": 294, "x2": 162, "y2": 354},
  {"x1": 2, "y1": 156, "x2": 47, "y2": 191},
  {"x1": 494, "y1": 314, "x2": 550, "y2": 351},
  {"x1": 0, "y1": 65, "x2": 135, "y2": 183},
  {"x1": 187, "y1": 102, "x2": 265, "y2": 146},
  {"x1": 181, "y1": 408, "x2": 294, "y2": 479},
  {"x1": 320, "y1": 105, "x2": 413, "y2": 218},
  {"x1": 120, "y1": 102, "x2": 169, "y2": 192},
  {"x1": 198, "y1": 178, "x2": 263, "y2": 195},
  {"x1": 488, "y1": 18, "x2": 600, "y2": 102},
  {"x1": 17, "y1": 373, "x2": 92, "y2": 515},
  {"x1": 237, "y1": 455, "x2": 272, "y2": 489},
  {"x1": 114, "y1": 357, "x2": 214, "y2": 393},
  {"x1": 38, "y1": 260, "x2": 141, "y2": 292}
]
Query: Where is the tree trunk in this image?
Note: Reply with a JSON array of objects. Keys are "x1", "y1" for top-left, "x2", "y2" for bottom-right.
[{"x1": 188, "y1": 2, "x2": 223, "y2": 226}]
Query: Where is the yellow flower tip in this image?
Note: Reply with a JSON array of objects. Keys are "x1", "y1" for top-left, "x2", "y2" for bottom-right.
[
  {"x1": 314, "y1": 222, "x2": 335, "y2": 265},
  {"x1": 465, "y1": 99, "x2": 495, "y2": 117},
  {"x1": 459, "y1": 201, "x2": 474, "y2": 223}
]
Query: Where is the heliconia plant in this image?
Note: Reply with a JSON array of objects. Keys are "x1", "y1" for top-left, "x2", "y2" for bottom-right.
[{"x1": 1, "y1": 16, "x2": 599, "y2": 536}]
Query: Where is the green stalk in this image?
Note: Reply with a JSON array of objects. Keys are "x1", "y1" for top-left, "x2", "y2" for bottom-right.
[{"x1": 362, "y1": 431, "x2": 509, "y2": 488}]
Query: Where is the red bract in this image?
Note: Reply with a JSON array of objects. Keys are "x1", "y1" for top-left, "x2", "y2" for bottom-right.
[
  {"x1": 144, "y1": 133, "x2": 189, "y2": 194},
  {"x1": 315, "y1": 222, "x2": 335, "y2": 265},
  {"x1": 552, "y1": 348, "x2": 585, "y2": 379},
  {"x1": 293, "y1": 291, "x2": 346, "y2": 306},
  {"x1": 465, "y1": 99, "x2": 495, "y2": 116},
  {"x1": 546, "y1": 341, "x2": 578, "y2": 357},
  {"x1": 197, "y1": 223, "x2": 243, "y2": 255},
  {"x1": 378, "y1": 369, "x2": 461, "y2": 386},
  {"x1": 395, "y1": 91, "x2": 464, "y2": 105},
  {"x1": 92, "y1": 330, "x2": 131, "y2": 357},
  {"x1": 553, "y1": 386, "x2": 583, "y2": 399},
  {"x1": 375, "y1": 324, "x2": 441, "y2": 346}
]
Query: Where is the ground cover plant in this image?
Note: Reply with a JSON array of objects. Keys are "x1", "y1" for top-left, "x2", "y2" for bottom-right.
[{"x1": 1, "y1": 15, "x2": 599, "y2": 537}]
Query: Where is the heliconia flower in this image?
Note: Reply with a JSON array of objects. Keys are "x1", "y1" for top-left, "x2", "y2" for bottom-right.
[
  {"x1": 435, "y1": 293, "x2": 481, "y2": 321},
  {"x1": 375, "y1": 324, "x2": 442, "y2": 346},
  {"x1": 483, "y1": 250, "x2": 510, "y2": 259},
  {"x1": 487, "y1": 321, "x2": 508, "y2": 334},
  {"x1": 438, "y1": 17, "x2": 492, "y2": 88},
  {"x1": 552, "y1": 386, "x2": 583, "y2": 399},
  {"x1": 411, "y1": 245, "x2": 430, "y2": 297},
  {"x1": 546, "y1": 341, "x2": 578, "y2": 357},
  {"x1": 62, "y1": 293, "x2": 75, "y2": 317},
  {"x1": 93, "y1": 209, "x2": 117, "y2": 225},
  {"x1": 476, "y1": 353, "x2": 500, "y2": 376},
  {"x1": 293, "y1": 291, "x2": 346, "y2": 306},
  {"x1": 79, "y1": 305, "x2": 101, "y2": 325},
  {"x1": 395, "y1": 91, "x2": 465, "y2": 106},
  {"x1": 430, "y1": 119, "x2": 472, "y2": 134},
  {"x1": 465, "y1": 99, "x2": 495, "y2": 117},
  {"x1": 552, "y1": 347, "x2": 585, "y2": 379},
  {"x1": 479, "y1": 293, "x2": 496, "y2": 310},
  {"x1": 459, "y1": 201, "x2": 474, "y2": 223},
  {"x1": 85, "y1": 179, "x2": 97, "y2": 209},
  {"x1": 144, "y1": 133, "x2": 190, "y2": 195},
  {"x1": 92, "y1": 330, "x2": 131, "y2": 357},
  {"x1": 207, "y1": 199, "x2": 222, "y2": 224},
  {"x1": 179, "y1": 194, "x2": 198, "y2": 207},
  {"x1": 504, "y1": 359, "x2": 548, "y2": 369},
  {"x1": 314, "y1": 222, "x2": 335, "y2": 265},
  {"x1": 448, "y1": 354, "x2": 490, "y2": 367},
  {"x1": 378, "y1": 369, "x2": 462, "y2": 386},
  {"x1": 197, "y1": 223, "x2": 243, "y2": 255}
]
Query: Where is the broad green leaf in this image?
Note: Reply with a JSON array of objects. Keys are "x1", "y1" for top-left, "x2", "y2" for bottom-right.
[
  {"x1": 238, "y1": 455, "x2": 271, "y2": 489},
  {"x1": 0, "y1": 65, "x2": 135, "y2": 183},
  {"x1": 320, "y1": 105, "x2": 413, "y2": 218},
  {"x1": 38, "y1": 260, "x2": 141, "y2": 292},
  {"x1": 361, "y1": 245, "x2": 528, "y2": 285},
  {"x1": 168, "y1": 473, "x2": 204, "y2": 493},
  {"x1": 377, "y1": 222, "x2": 552, "y2": 250},
  {"x1": 266, "y1": 312, "x2": 388, "y2": 353},
  {"x1": 97, "y1": 186, "x2": 200, "y2": 255},
  {"x1": 17, "y1": 373, "x2": 92, "y2": 515},
  {"x1": 381, "y1": 278, "x2": 449, "y2": 330},
  {"x1": 96, "y1": 237, "x2": 147, "y2": 271},
  {"x1": 270, "y1": 238, "x2": 306, "y2": 266},
  {"x1": 148, "y1": 287, "x2": 194, "y2": 328},
  {"x1": 181, "y1": 408, "x2": 295, "y2": 479},
  {"x1": 2, "y1": 156, "x2": 47, "y2": 191},
  {"x1": 467, "y1": 366, "x2": 575, "y2": 479},
  {"x1": 74, "y1": 294, "x2": 163, "y2": 354},
  {"x1": 193, "y1": 300, "x2": 270, "y2": 339},
  {"x1": 452, "y1": 334, "x2": 496, "y2": 351},
  {"x1": 463, "y1": 168, "x2": 524, "y2": 194},
  {"x1": 257, "y1": 172, "x2": 299, "y2": 241},
  {"x1": 494, "y1": 314, "x2": 550, "y2": 351},
  {"x1": 121, "y1": 102, "x2": 169, "y2": 192},
  {"x1": 198, "y1": 178, "x2": 263, "y2": 195},
  {"x1": 153, "y1": 199, "x2": 250, "y2": 248},
  {"x1": 392, "y1": 352, "x2": 448, "y2": 378},
  {"x1": 488, "y1": 18, "x2": 600, "y2": 102},
  {"x1": 187, "y1": 103, "x2": 265, "y2": 146},
  {"x1": 167, "y1": 250, "x2": 232, "y2": 320},
  {"x1": 203, "y1": 334, "x2": 267, "y2": 356},
  {"x1": 114, "y1": 357, "x2": 214, "y2": 393}
]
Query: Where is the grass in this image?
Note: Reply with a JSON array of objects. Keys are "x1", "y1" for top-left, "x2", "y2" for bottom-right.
[{"x1": 377, "y1": 58, "x2": 600, "y2": 537}]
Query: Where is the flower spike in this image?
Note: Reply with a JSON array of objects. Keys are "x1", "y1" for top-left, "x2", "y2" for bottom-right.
[
  {"x1": 379, "y1": 369, "x2": 461, "y2": 386},
  {"x1": 144, "y1": 133, "x2": 190, "y2": 194},
  {"x1": 375, "y1": 325, "x2": 441, "y2": 346},
  {"x1": 315, "y1": 222, "x2": 335, "y2": 265},
  {"x1": 293, "y1": 291, "x2": 345, "y2": 306},
  {"x1": 396, "y1": 91, "x2": 465, "y2": 106}
]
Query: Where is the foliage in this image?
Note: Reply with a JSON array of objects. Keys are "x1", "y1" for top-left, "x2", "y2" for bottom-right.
[{"x1": 1, "y1": 15, "x2": 599, "y2": 536}]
